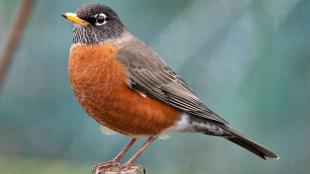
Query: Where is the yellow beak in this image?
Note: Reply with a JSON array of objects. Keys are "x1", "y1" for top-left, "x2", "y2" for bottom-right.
[{"x1": 62, "y1": 13, "x2": 89, "y2": 26}]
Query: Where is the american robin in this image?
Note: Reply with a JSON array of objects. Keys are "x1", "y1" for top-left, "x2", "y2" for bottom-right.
[{"x1": 62, "y1": 2, "x2": 278, "y2": 171}]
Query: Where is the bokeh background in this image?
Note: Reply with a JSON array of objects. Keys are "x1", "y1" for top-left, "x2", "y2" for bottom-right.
[{"x1": 1, "y1": 0, "x2": 309, "y2": 173}]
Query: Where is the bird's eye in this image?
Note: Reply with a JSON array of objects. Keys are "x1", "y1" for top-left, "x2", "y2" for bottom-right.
[{"x1": 95, "y1": 13, "x2": 107, "y2": 26}]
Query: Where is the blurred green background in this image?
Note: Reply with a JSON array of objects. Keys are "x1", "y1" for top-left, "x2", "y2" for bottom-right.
[{"x1": 0, "y1": 0, "x2": 309, "y2": 173}]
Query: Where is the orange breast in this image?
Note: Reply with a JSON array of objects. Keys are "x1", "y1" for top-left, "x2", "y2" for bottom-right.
[{"x1": 68, "y1": 44, "x2": 180, "y2": 136}]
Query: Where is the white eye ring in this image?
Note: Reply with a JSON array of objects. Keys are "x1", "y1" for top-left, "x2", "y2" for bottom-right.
[{"x1": 95, "y1": 13, "x2": 107, "y2": 26}]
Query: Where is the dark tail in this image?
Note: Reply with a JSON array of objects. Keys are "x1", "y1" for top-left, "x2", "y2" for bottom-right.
[{"x1": 220, "y1": 126, "x2": 279, "y2": 160}]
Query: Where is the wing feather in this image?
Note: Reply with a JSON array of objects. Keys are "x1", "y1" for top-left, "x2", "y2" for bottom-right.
[{"x1": 116, "y1": 37, "x2": 228, "y2": 124}]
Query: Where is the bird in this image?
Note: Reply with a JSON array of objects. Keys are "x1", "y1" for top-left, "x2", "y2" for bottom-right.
[{"x1": 62, "y1": 2, "x2": 278, "y2": 171}]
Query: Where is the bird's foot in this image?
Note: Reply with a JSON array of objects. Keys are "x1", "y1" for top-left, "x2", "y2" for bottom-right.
[
  {"x1": 92, "y1": 160, "x2": 121, "y2": 174},
  {"x1": 121, "y1": 163, "x2": 145, "y2": 174},
  {"x1": 92, "y1": 161, "x2": 145, "y2": 174}
]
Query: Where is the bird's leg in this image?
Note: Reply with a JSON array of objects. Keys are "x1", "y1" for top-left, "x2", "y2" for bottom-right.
[
  {"x1": 93, "y1": 138, "x2": 137, "y2": 173},
  {"x1": 112, "y1": 137, "x2": 137, "y2": 165},
  {"x1": 122, "y1": 136, "x2": 156, "y2": 169}
]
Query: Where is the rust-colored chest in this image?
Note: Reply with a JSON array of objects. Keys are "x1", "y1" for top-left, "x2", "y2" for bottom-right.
[{"x1": 68, "y1": 44, "x2": 180, "y2": 136}]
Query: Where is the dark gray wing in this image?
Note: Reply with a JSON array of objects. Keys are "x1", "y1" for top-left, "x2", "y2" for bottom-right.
[{"x1": 116, "y1": 36, "x2": 228, "y2": 124}]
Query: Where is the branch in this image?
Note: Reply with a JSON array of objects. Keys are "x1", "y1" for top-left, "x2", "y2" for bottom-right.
[{"x1": 0, "y1": 0, "x2": 35, "y2": 91}]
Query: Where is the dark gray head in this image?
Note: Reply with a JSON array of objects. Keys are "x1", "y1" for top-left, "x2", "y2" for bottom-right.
[{"x1": 63, "y1": 3, "x2": 125, "y2": 44}]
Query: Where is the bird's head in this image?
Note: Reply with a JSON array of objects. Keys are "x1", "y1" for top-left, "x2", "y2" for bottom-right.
[{"x1": 62, "y1": 3, "x2": 125, "y2": 44}]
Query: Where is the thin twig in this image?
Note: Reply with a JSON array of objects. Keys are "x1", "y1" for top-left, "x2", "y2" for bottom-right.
[{"x1": 0, "y1": 0, "x2": 35, "y2": 91}]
